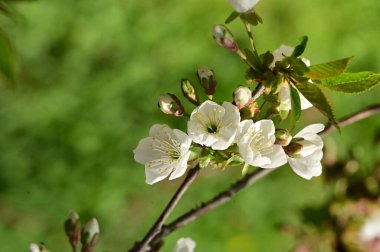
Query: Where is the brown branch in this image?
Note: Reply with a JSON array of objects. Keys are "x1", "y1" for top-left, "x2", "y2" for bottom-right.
[
  {"x1": 148, "y1": 104, "x2": 380, "y2": 248},
  {"x1": 128, "y1": 165, "x2": 201, "y2": 252},
  {"x1": 320, "y1": 104, "x2": 380, "y2": 136}
]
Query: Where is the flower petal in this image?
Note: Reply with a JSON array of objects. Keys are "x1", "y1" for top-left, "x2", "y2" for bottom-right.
[
  {"x1": 295, "y1": 124, "x2": 325, "y2": 138},
  {"x1": 173, "y1": 237, "x2": 196, "y2": 252},
  {"x1": 145, "y1": 162, "x2": 174, "y2": 185},
  {"x1": 168, "y1": 151, "x2": 191, "y2": 180},
  {"x1": 260, "y1": 145, "x2": 287, "y2": 168},
  {"x1": 288, "y1": 157, "x2": 322, "y2": 180}
]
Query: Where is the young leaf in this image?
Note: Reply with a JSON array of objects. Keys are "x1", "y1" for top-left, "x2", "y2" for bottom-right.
[
  {"x1": 0, "y1": 28, "x2": 15, "y2": 84},
  {"x1": 292, "y1": 36, "x2": 308, "y2": 58},
  {"x1": 225, "y1": 11, "x2": 239, "y2": 24},
  {"x1": 295, "y1": 81, "x2": 340, "y2": 132},
  {"x1": 289, "y1": 84, "x2": 301, "y2": 131},
  {"x1": 318, "y1": 72, "x2": 380, "y2": 93},
  {"x1": 307, "y1": 57, "x2": 353, "y2": 80}
]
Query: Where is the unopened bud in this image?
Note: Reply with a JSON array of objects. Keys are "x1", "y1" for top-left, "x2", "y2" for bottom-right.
[
  {"x1": 81, "y1": 218, "x2": 100, "y2": 252},
  {"x1": 64, "y1": 211, "x2": 81, "y2": 249},
  {"x1": 181, "y1": 79, "x2": 199, "y2": 105},
  {"x1": 240, "y1": 102, "x2": 260, "y2": 120},
  {"x1": 233, "y1": 86, "x2": 252, "y2": 109},
  {"x1": 158, "y1": 93, "x2": 184, "y2": 116},
  {"x1": 197, "y1": 66, "x2": 217, "y2": 98},
  {"x1": 274, "y1": 129, "x2": 292, "y2": 146},
  {"x1": 29, "y1": 243, "x2": 50, "y2": 252},
  {"x1": 212, "y1": 24, "x2": 238, "y2": 52}
]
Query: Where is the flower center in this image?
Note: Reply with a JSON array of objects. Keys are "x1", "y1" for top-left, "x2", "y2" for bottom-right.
[{"x1": 207, "y1": 124, "x2": 219, "y2": 133}]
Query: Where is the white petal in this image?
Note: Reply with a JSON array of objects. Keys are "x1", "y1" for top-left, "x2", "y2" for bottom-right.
[
  {"x1": 133, "y1": 138, "x2": 162, "y2": 164},
  {"x1": 260, "y1": 145, "x2": 287, "y2": 168},
  {"x1": 227, "y1": 0, "x2": 260, "y2": 13},
  {"x1": 173, "y1": 237, "x2": 196, "y2": 252},
  {"x1": 145, "y1": 162, "x2": 174, "y2": 185},
  {"x1": 271, "y1": 45, "x2": 294, "y2": 67},
  {"x1": 299, "y1": 91, "x2": 313, "y2": 110},
  {"x1": 169, "y1": 151, "x2": 191, "y2": 180},
  {"x1": 278, "y1": 83, "x2": 292, "y2": 111},
  {"x1": 254, "y1": 119, "x2": 275, "y2": 140},
  {"x1": 288, "y1": 157, "x2": 322, "y2": 180},
  {"x1": 295, "y1": 124, "x2": 325, "y2": 138}
]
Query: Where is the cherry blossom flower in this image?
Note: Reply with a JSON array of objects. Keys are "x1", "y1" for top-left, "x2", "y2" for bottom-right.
[
  {"x1": 237, "y1": 119, "x2": 287, "y2": 168},
  {"x1": 173, "y1": 237, "x2": 196, "y2": 252},
  {"x1": 188, "y1": 101, "x2": 240, "y2": 150},
  {"x1": 227, "y1": 0, "x2": 260, "y2": 13},
  {"x1": 272, "y1": 45, "x2": 313, "y2": 111},
  {"x1": 285, "y1": 124, "x2": 324, "y2": 179},
  {"x1": 134, "y1": 124, "x2": 192, "y2": 184}
]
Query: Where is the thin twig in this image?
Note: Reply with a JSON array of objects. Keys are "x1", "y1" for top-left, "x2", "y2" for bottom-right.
[
  {"x1": 128, "y1": 165, "x2": 201, "y2": 252},
  {"x1": 150, "y1": 168, "x2": 274, "y2": 246},
  {"x1": 320, "y1": 104, "x2": 380, "y2": 136},
  {"x1": 147, "y1": 104, "x2": 380, "y2": 248}
]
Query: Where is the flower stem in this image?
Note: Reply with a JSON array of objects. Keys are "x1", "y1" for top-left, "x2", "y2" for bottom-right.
[
  {"x1": 143, "y1": 104, "x2": 380, "y2": 249},
  {"x1": 128, "y1": 165, "x2": 201, "y2": 252}
]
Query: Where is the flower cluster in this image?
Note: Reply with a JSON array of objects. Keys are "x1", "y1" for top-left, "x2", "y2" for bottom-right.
[
  {"x1": 134, "y1": 98, "x2": 324, "y2": 184},
  {"x1": 134, "y1": 0, "x2": 329, "y2": 185}
]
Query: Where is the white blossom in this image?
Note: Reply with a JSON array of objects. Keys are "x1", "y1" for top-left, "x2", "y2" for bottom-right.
[
  {"x1": 233, "y1": 86, "x2": 252, "y2": 109},
  {"x1": 173, "y1": 237, "x2": 196, "y2": 252},
  {"x1": 227, "y1": 0, "x2": 260, "y2": 13},
  {"x1": 359, "y1": 211, "x2": 380, "y2": 242},
  {"x1": 286, "y1": 124, "x2": 324, "y2": 179},
  {"x1": 237, "y1": 119, "x2": 287, "y2": 168},
  {"x1": 271, "y1": 45, "x2": 313, "y2": 111},
  {"x1": 134, "y1": 124, "x2": 192, "y2": 184},
  {"x1": 188, "y1": 101, "x2": 240, "y2": 150}
]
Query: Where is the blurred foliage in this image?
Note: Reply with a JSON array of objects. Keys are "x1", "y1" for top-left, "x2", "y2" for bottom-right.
[{"x1": 0, "y1": 0, "x2": 379, "y2": 251}]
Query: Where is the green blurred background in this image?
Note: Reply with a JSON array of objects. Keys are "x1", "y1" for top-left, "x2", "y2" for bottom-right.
[{"x1": 0, "y1": 0, "x2": 379, "y2": 251}]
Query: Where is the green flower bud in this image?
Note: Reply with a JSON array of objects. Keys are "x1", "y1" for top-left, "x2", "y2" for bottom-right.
[
  {"x1": 181, "y1": 79, "x2": 199, "y2": 105},
  {"x1": 212, "y1": 24, "x2": 238, "y2": 52},
  {"x1": 158, "y1": 93, "x2": 184, "y2": 116},
  {"x1": 274, "y1": 129, "x2": 292, "y2": 146},
  {"x1": 233, "y1": 86, "x2": 252, "y2": 109},
  {"x1": 197, "y1": 66, "x2": 217, "y2": 98}
]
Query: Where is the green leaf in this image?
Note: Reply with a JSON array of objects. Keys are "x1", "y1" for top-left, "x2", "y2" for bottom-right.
[
  {"x1": 292, "y1": 36, "x2": 308, "y2": 57},
  {"x1": 259, "y1": 51, "x2": 273, "y2": 70},
  {"x1": 295, "y1": 81, "x2": 340, "y2": 132},
  {"x1": 289, "y1": 85, "x2": 301, "y2": 131},
  {"x1": 307, "y1": 57, "x2": 353, "y2": 80},
  {"x1": 317, "y1": 72, "x2": 380, "y2": 93},
  {"x1": 225, "y1": 11, "x2": 239, "y2": 24},
  {"x1": 0, "y1": 28, "x2": 15, "y2": 84}
]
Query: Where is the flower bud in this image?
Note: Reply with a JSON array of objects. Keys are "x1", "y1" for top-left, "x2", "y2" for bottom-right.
[
  {"x1": 158, "y1": 93, "x2": 184, "y2": 116},
  {"x1": 29, "y1": 243, "x2": 50, "y2": 252},
  {"x1": 212, "y1": 24, "x2": 238, "y2": 52},
  {"x1": 274, "y1": 129, "x2": 292, "y2": 146},
  {"x1": 29, "y1": 244, "x2": 40, "y2": 252},
  {"x1": 233, "y1": 86, "x2": 252, "y2": 109},
  {"x1": 81, "y1": 218, "x2": 99, "y2": 252},
  {"x1": 64, "y1": 211, "x2": 81, "y2": 249},
  {"x1": 197, "y1": 66, "x2": 217, "y2": 98},
  {"x1": 181, "y1": 79, "x2": 199, "y2": 105}
]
